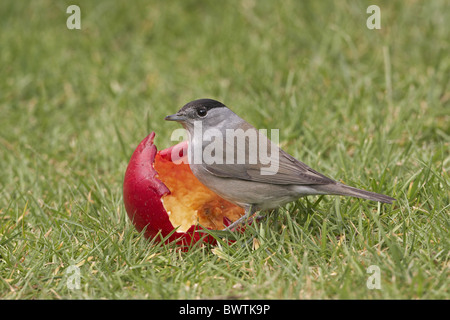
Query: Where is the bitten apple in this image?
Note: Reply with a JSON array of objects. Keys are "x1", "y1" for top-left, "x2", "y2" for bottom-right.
[{"x1": 123, "y1": 132, "x2": 244, "y2": 246}]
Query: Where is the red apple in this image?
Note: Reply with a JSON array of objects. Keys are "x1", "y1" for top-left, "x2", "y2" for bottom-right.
[{"x1": 123, "y1": 132, "x2": 245, "y2": 247}]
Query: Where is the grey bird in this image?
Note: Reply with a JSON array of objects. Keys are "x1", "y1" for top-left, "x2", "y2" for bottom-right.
[{"x1": 165, "y1": 99, "x2": 395, "y2": 230}]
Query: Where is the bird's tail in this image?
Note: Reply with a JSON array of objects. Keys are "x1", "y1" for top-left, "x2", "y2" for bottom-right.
[{"x1": 316, "y1": 183, "x2": 395, "y2": 204}]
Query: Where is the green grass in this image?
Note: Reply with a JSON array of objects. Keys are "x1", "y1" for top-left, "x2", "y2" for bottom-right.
[{"x1": 0, "y1": 0, "x2": 448, "y2": 299}]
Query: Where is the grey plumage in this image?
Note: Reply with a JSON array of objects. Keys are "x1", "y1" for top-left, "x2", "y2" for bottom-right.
[{"x1": 165, "y1": 99, "x2": 395, "y2": 228}]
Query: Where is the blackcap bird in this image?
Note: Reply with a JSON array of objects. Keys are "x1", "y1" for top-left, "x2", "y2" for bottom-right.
[{"x1": 165, "y1": 99, "x2": 395, "y2": 230}]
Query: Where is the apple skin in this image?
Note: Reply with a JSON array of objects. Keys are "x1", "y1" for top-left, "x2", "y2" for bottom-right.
[{"x1": 123, "y1": 132, "x2": 217, "y2": 247}]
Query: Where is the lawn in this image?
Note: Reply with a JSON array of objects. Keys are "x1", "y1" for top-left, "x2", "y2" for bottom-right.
[{"x1": 0, "y1": 0, "x2": 448, "y2": 299}]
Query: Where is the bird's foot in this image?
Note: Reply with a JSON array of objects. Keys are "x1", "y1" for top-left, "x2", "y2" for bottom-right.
[
  {"x1": 223, "y1": 215, "x2": 248, "y2": 231},
  {"x1": 223, "y1": 206, "x2": 257, "y2": 231}
]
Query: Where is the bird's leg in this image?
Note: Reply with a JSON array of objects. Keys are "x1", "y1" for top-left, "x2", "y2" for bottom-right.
[
  {"x1": 252, "y1": 208, "x2": 276, "y2": 224},
  {"x1": 224, "y1": 205, "x2": 255, "y2": 231},
  {"x1": 254, "y1": 212, "x2": 268, "y2": 223}
]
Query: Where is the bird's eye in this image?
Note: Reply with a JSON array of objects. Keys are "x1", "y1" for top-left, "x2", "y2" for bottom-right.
[{"x1": 197, "y1": 107, "x2": 207, "y2": 117}]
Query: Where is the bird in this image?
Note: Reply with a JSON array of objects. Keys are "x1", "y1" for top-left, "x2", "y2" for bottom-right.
[{"x1": 165, "y1": 98, "x2": 395, "y2": 230}]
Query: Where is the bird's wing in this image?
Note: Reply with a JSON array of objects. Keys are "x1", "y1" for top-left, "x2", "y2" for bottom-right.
[{"x1": 201, "y1": 130, "x2": 335, "y2": 185}]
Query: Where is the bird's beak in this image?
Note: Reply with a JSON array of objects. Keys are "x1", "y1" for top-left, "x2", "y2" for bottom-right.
[{"x1": 164, "y1": 113, "x2": 186, "y2": 122}]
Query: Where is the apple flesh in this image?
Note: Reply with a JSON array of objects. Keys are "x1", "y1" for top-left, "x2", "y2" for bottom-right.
[{"x1": 123, "y1": 132, "x2": 245, "y2": 246}]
